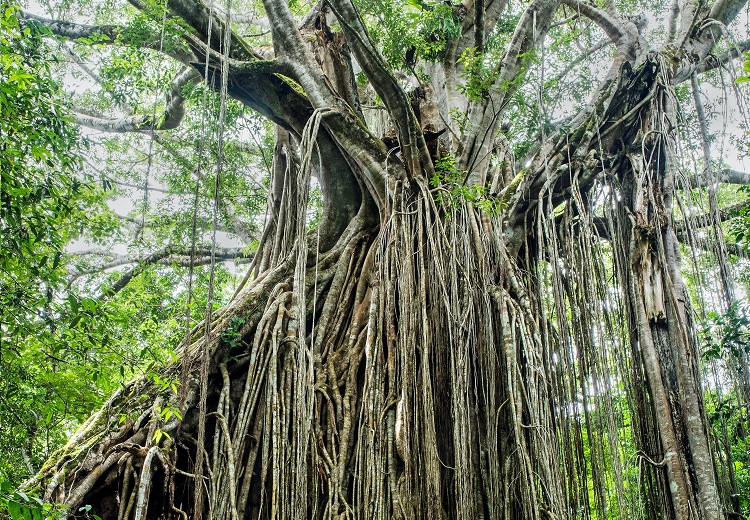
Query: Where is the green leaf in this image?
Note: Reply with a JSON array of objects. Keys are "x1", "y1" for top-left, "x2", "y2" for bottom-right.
[{"x1": 8, "y1": 501, "x2": 25, "y2": 520}]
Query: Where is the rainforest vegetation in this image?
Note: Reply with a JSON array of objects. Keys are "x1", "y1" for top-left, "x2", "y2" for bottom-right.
[{"x1": 1, "y1": 0, "x2": 750, "y2": 517}]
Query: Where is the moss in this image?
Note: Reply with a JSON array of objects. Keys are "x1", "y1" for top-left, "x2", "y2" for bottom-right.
[
  {"x1": 500, "y1": 168, "x2": 528, "y2": 207},
  {"x1": 277, "y1": 74, "x2": 308, "y2": 99},
  {"x1": 37, "y1": 383, "x2": 143, "y2": 476}
]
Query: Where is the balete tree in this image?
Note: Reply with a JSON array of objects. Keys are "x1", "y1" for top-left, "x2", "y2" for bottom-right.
[{"x1": 11, "y1": 0, "x2": 750, "y2": 518}]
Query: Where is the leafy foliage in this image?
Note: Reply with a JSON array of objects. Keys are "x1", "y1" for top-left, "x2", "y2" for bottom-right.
[
  {"x1": 737, "y1": 52, "x2": 750, "y2": 84},
  {"x1": 356, "y1": 0, "x2": 461, "y2": 69},
  {"x1": 0, "y1": 4, "x2": 83, "y2": 326},
  {"x1": 0, "y1": 479, "x2": 102, "y2": 519},
  {"x1": 0, "y1": 4, "x2": 90, "y2": 485},
  {"x1": 701, "y1": 302, "x2": 750, "y2": 361},
  {"x1": 429, "y1": 154, "x2": 504, "y2": 214}
]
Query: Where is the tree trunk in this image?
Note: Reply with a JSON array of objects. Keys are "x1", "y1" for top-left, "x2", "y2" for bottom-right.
[
  {"x1": 26, "y1": 2, "x2": 737, "y2": 519},
  {"x1": 609, "y1": 65, "x2": 722, "y2": 520}
]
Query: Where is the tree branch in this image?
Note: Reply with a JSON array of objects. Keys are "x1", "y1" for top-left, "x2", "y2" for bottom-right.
[
  {"x1": 548, "y1": 37, "x2": 610, "y2": 85},
  {"x1": 673, "y1": 0, "x2": 702, "y2": 50},
  {"x1": 259, "y1": 0, "x2": 335, "y2": 108},
  {"x1": 666, "y1": 0, "x2": 680, "y2": 43},
  {"x1": 560, "y1": 0, "x2": 626, "y2": 44},
  {"x1": 474, "y1": 0, "x2": 486, "y2": 56},
  {"x1": 86, "y1": 246, "x2": 251, "y2": 298},
  {"x1": 19, "y1": 10, "x2": 195, "y2": 64},
  {"x1": 74, "y1": 67, "x2": 198, "y2": 132},
  {"x1": 165, "y1": 0, "x2": 257, "y2": 62},
  {"x1": 163, "y1": 67, "x2": 201, "y2": 128},
  {"x1": 204, "y1": 1, "x2": 271, "y2": 28},
  {"x1": 589, "y1": 199, "x2": 750, "y2": 254},
  {"x1": 328, "y1": 0, "x2": 431, "y2": 176},
  {"x1": 453, "y1": 0, "x2": 509, "y2": 62},
  {"x1": 73, "y1": 112, "x2": 153, "y2": 133},
  {"x1": 694, "y1": 39, "x2": 750, "y2": 74},
  {"x1": 685, "y1": 168, "x2": 750, "y2": 188},
  {"x1": 673, "y1": 0, "x2": 749, "y2": 81},
  {"x1": 459, "y1": 0, "x2": 561, "y2": 179},
  {"x1": 708, "y1": 0, "x2": 748, "y2": 26},
  {"x1": 502, "y1": 52, "x2": 660, "y2": 250},
  {"x1": 674, "y1": 200, "x2": 750, "y2": 255}
]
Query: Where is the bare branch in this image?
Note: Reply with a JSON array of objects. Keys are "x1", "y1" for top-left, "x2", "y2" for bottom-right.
[
  {"x1": 60, "y1": 42, "x2": 102, "y2": 83},
  {"x1": 328, "y1": 0, "x2": 431, "y2": 176},
  {"x1": 74, "y1": 112, "x2": 155, "y2": 133},
  {"x1": 73, "y1": 67, "x2": 199, "y2": 132},
  {"x1": 560, "y1": 0, "x2": 626, "y2": 43},
  {"x1": 204, "y1": 1, "x2": 271, "y2": 28},
  {"x1": 673, "y1": 200, "x2": 750, "y2": 257},
  {"x1": 459, "y1": 0, "x2": 561, "y2": 179},
  {"x1": 110, "y1": 180, "x2": 213, "y2": 197},
  {"x1": 162, "y1": 67, "x2": 201, "y2": 129},
  {"x1": 87, "y1": 246, "x2": 251, "y2": 299},
  {"x1": 224, "y1": 203, "x2": 257, "y2": 244},
  {"x1": 694, "y1": 39, "x2": 750, "y2": 74},
  {"x1": 666, "y1": 0, "x2": 680, "y2": 43},
  {"x1": 19, "y1": 10, "x2": 195, "y2": 64},
  {"x1": 70, "y1": 246, "x2": 248, "y2": 276},
  {"x1": 708, "y1": 0, "x2": 748, "y2": 27},
  {"x1": 673, "y1": 0, "x2": 701, "y2": 50},
  {"x1": 258, "y1": 0, "x2": 336, "y2": 108},
  {"x1": 674, "y1": 0, "x2": 749, "y2": 80},
  {"x1": 20, "y1": 11, "x2": 122, "y2": 40},
  {"x1": 474, "y1": 0, "x2": 486, "y2": 55},
  {"x1": 685, "y1": 168, "x2": 750, "y2": 187},
  {"x1": 165, "y1": 0, "x2": 257, "y2": 62},
  {"x1": 453, "y1": 0, "x2": 509, "y2": 61},
  {"x1": 502, "y1": 52, "x2": 660, "y2": 249},
  {"x1": 678, "y1": 200, "x2": 750, "y2": 228},
  {"x1": 548, "y1": 37, "x2": 610, "y2": 85}
]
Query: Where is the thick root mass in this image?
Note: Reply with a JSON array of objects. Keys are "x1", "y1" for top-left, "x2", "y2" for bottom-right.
[
  {"x1": 34, "y1": 179, "x2": 574, "y2": 519},
  {"x1": 32, "y1": 70, "x2": 731, "y2": 519}
]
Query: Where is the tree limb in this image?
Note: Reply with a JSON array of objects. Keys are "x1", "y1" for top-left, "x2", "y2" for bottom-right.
[
  {"x1": 328, "y1": 0, "x2": 431, "y2": 176},
  {"x1": 560, "y1": 0, "x2": 626, "y2": 44},
  {"x1": 459, "y1": 0, "x2": 561, "y2": 179},
  {"x1": 685, "y1": 168, "x2": 750, "y2": 188},
  {"x1": 474, "y1": 0, "x2": 486, "y2": 55},
  {"x1": 204, "y1": 1, "x2": 271, "y2": 28},
  {"x1": 453, "y1": 0, "x2": 509, "y2": 62},
  {"x1": 694, "y1": 39, "x2": 750, "y2": 74},
  {"x1": 666, "y1": 0, "x2": 680, "y2": 43},
  {"x1": 162, "y1": 67, "x2": 201, "y2": 129},
  {"x1": 548, "y1": 37, "x2": 611, "y2": 85},
  {"x1": 92, "y1": 246, "x2": 251, "y2": 299},
  {"x1": 70, "y1": 246, "x2": 248, "y2": 276},
  {"x1": 673, "y1": 0, "x2": 702, "y2": 50},
  {"x1": 671, "y1": 199, "x2": 750, "y2": 240},
  {"x1": 673, "y1": 0, "x2": 749, "y2": 81},
  {"x1": 259, "y1": 0, "x2": 336, "y2": 108},
  {"x1": 708, "y1": 0, "x2": 748, "y2": 27},
  {"x1": 165, "y1": 0, "x2": 257, "y2": 62},
  {"x1": 503, "y1": 51, "x2": 658, "y2": 249},
  {"x1": 73, "y1": 112, "x2": 153, "y2": 133},
  {"x1": 73, "y1": 67, "x2": 199, "y2": 132},
  {"x1": 19, "y1": 10, "x2": 195, "y2": 64},
  {"x1": 589, "y1": 198, "x2": 750, "y2": 249}
]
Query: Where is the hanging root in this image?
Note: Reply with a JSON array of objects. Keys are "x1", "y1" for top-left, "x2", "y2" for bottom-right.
[
  {"x1": 33, "y1": 163, "x2": 569, "y2": 519},
  {"x1": 32, "y1": 66, "x2": 728, "y2": 518}
]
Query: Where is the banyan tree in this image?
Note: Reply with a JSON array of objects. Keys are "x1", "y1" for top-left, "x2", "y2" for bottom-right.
[{"x1": 18, "y1": 0, "x2": 750, "y2": 517}]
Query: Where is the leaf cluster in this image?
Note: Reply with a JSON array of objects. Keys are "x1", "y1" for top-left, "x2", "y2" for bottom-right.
[
  {"x1": 430, "y1": 155, "x2": 503, "y2": 214},
  {"x1": 700, "y1": 301, "x2": 750, "y2": 362}
]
